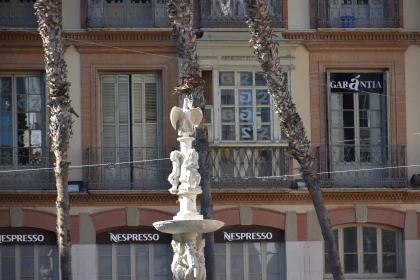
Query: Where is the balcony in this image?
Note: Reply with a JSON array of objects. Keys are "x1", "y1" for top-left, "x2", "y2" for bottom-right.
[
  {"x1": 87, "y1": 0, "x2": 169, "y2": 28},
  {"x1": 0, "y1": 148, "x2": 54, "y2": 191},
  {"x1": 316, "y1": 145, "x2": 407, "y2": 188},
  {"x1": 0, "y1": 0, "x2": 37, "y2": 28},
  {"x1": 316, "y1": 0, "x2": 400, "y2": 28},
  {"x1": 86, "y1": 146, "x2": 291, "y2": 190},
  {"x1": 200, "y1": 0, "x2": 284, "y2": 28}
]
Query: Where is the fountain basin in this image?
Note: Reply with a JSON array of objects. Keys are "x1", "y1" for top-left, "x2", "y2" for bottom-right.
[{"x1": 153, "y1": 219, "x2": 224, "y2": 235}]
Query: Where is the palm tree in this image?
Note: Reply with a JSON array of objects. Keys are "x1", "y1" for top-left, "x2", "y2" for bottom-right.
[
  {"x1": 167, "y1": 0, "x2": 215, "y2": 279},
  {"x1": 245, "y1": 0, "x2": 344, "y2": 279},
  {"x1": 34, "y1": 0, "x2": 74, "y2": 279}
]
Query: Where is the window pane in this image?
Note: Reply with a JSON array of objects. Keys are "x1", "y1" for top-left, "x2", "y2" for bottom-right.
[
  {"x1": 248, "y1": 243, "x2": 262, "y2": 274},
  {"x1": 256, "y1": 107, "x2": 270, "y2": 123},
  {"x1": 20, "y1": 257, "x2": 35, "y2": 277},
  {"x1": 221, "y1": 108, "x2": 235, "y2": 122},
  {"x1": 255, "y1": 72, "x2": 266, "y2": 86},
  {"x1": 239, "y1": 107, "x2": 253, "y2": 123},
  {"x1": 99, "y1": 256, "x2": 112, "y2": 275},
  {"x1": 135, "y1": 244, "x2": 149, "y2": 276},
  {"x1": 343, "y1": 111, "x2": 354, "y2": 127},
  {"x1": 240, "y1": 125, "x2": 253, "y2": 140},
  {"x1": 238, "y1": 90, "x2": 253, "y2": 105},
  {"x1": 117, "y1": 256, "x2": 131, "y2": 276},
  {"x1": 343, "y1": 227, "x2": 357, "y2": 253},
  {"x1": 153, "y1": 244, "x2": 170, "y2": 277},
  {"x1": 98, "y1": 244, "x2": 112, "y2": 256},
  {"x1": 1, "y1": 245, "x2": 15, "y2": 279},
  {"x1": 20, "y1": 245, "x2": 34, "y2": 257},
  {"x1": 344, "y1": 254, "x2": 358, "y2": 273},
  {"x1": 221, "y1": 89, "x2": 235, "y2": 105},
  {"x1": 256, "y1": 90, "x2": 269, "y2": 105},
  {"x1": 363, "y1": 253, "x2": 378, "y2": 273},
  {"x1": 382, "y1": 229, "x2": 397, "y2": 273},
  {"x1": 240, "y1": 72, "x2": 253, "y2": 86},
  {"x1": 363, "y1": 227, "x2": 377, "y2": 253},
  {"x1": 230, "y1": 243, "x2": 244, "y2": 276},
  {"x1": 222, "y1": 125, "x2": 235, "y2": 140},
  {"x1": 220, "y1": 72, "x2": 235, "y2": 86},
  {"x1": 342, "y1": 93, "x2": 354, "y2": 109},
  {"x1": 359, "y1": 94, "x2": 370, "y2": 110},
  {"x1": 0, "y1": 77, "x2": 12, "y2": 94}
]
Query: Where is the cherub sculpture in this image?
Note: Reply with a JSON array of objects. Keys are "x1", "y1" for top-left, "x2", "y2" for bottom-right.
[
  {"x1": 168, "y1": 150, "x2": 183, "y2": 193},
  {"x1": 182, "y1": 240, "x2": 199, "y2": 278},
  {"x1": 170, "y1": 98, "x2": 203, "y2": 137},
  {"x1": 171, "y1": 240, "x2": 186, "y2": 280},
  {"x1": 180, "y1": 149, "x2": 201, "y2": 189},
  {"x1": 195, "y1": 239, "x2": 206, "y2": 280}
]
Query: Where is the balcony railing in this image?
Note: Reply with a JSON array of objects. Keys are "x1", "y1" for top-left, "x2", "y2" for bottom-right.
[
  {"x1": 87, "y1": 0, "x2": 169, "y2": 28},
  {"x1": 316, "y1": 0, "x2": 400, "y2": 28},
  {"x1": 0, "y1": 0, "x2": 37, "y2": 28},
  {"x1": 0, "y1": 148, "x2": 54, "y2": 190},
  {"x1": 315, "y1": 145, "x2": 407, "y2": 188},
  {"x1": 200, "y1": 0, "x2": 284, "y2": 28},
  {"x1": 86, "y1": 146, "x2": 291, "y2": 190}
]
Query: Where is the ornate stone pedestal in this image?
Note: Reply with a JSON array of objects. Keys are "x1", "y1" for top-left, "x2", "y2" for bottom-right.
[{"x1": 153, "y1": 98, "x2": 224, "y2": 279}]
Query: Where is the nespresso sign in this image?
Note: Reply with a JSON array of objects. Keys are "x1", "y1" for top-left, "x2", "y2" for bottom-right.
[
  {"x1": 214, "y1": 226, "x2": 284, "y2": 243},
  {"x1": 0, "y1": 227, "x2": 56, "y2": 245},
  {"x1": 329, "y1": 73, "x2": 384, "y2": 93},
  {"x1": 96, "y1": 227, "x2": 171, "y2": 244}
]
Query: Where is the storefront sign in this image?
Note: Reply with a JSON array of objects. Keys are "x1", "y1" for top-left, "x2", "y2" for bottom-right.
[
  {"x1": 329, "y1": 73, "x2": 384, "y2": 93},
  {"x1": 215, "y1": 226, "x2": 284, "y2": 243},
  {"x1": 96, "y1": 227, "x2": 171, "y2": 244},
  {"x1": 0, "y1": 227, "x2": 56, "y2": 245}
]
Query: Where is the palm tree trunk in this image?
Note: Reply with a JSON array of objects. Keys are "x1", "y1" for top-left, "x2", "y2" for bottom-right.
[
  {"x1": 34, "y1": 1, "x2": 73, "y2": 279},
  {"x1": 245, "y1": 1, "x2": 344, "y2": 279},
  {"x1": 167, "y1": 1, "x2": 215, "y2": 279}
]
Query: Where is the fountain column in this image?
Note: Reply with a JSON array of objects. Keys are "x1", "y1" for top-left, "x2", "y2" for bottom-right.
[{"x1": 153, "y1": 98, "x2": 224, "y2": 280}]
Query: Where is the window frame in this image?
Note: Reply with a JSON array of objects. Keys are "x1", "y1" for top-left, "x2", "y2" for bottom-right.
[
  {"x1": 0, "y1": 244, "x2": 59, "y2": 280},
  {"x1": 97, "y1": 243, "x2": 172, "y2": 280},
  {"x1": 0, "y1": 73, "x2": 47, "y2": 169},
  {"x1": 323, "y1": 224, "x2": 404, "y2": 279},
  {"x1": 215, "y1": 241, "x2": 286, "y2": 280},
  {"x1": 214, "y1": 69, "x2": 290, "y2": 146}
]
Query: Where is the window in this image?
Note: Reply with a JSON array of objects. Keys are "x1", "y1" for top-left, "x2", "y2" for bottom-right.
[
  {"x1": 0, "y1": 0, "x2": 37, "y2": 28},
  {"x1": 324, "y1": 225, "x2": 403, "y2": 278},
  {"x1": 100, "y1": 74, "x2": 161, "y2": 184},
  {"x1": 98, "y1": 243, "x2": 172, "y2": 280},
  {"x1": 215, "y1": 242, "x2": 285, "y2": 280},
  {"x1": 0, "y1": 75, "x2": 46, "y2": 168},
  {"x1": 218, "y1": 71, "x2": 287, "y2": 143},
  {"x1": 0, "y1": 244, "x2": 59, "y2": 280}
]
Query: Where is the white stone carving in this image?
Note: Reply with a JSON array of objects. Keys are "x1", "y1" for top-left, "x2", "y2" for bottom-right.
[
  {"x1": 169, "y1": 150, "x2": 183, "y2": 194},
  {"x1": 170, "y1": 98, "x2": 203, "y2": 137},
  {"x1": 196, "y1": 239, "x2": 206, "y2": 280},
  {"x1": 180, "y1": 149, "x2": 201, "y2": 190}
]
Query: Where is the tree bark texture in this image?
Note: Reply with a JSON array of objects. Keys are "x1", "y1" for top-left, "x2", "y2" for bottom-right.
[
  {"x1": 34, "y1": 1, "x2": 73, "y2": 279},
  {"x1": 245, "y1": 1, "x2": 344, "y2": 279},
  {"x1": 167, "y1": 1, "x2": 215, "y2": 279}
]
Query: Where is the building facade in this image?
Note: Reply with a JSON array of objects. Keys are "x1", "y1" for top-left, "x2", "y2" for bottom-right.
[{"x1": 1, "y1": 0, "x2": 420, "y2": 279}]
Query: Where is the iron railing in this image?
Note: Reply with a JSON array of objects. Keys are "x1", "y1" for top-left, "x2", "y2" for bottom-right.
[
  {"x1": 200, "y1": 0, "x2": 284, "y2": 28},
  {"x1": 0, "y1": 0, "x2": 37, "y2": 28},
  {"x1": 315, "y1": 145, "x2": 407, "y2": 188},
  {"x1": 316, "y1": 0, "x2": 400, "y2": 28},
  {"x1": 86, "y1": 146, "x2": 291, "y2": 190},
  {"x1": 0, "y1": 147, "x2": 55, "y2": 190},
  {"x1": 87, "y1": 0, "x2": 169, "y2": 28}
]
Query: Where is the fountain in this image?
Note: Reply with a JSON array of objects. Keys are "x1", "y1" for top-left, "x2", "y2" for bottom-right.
[{"x1": 153, "y1": 98, "x2": 224, "y2": 280}]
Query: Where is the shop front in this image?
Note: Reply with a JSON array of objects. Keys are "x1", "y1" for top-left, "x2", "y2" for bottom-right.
[
  {"x1": 214, "y1": 225, "x2": 286, "y2": 280},
  {"x1": 0, "y1": 227, "x2": 58, "y2": 280}
]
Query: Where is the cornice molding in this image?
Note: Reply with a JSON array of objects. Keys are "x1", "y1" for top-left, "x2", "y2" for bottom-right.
[
  {"x1": 0, "y1": 189, "x2": 419, "y2": 207},
  {"x1": 283, "y1": 30, "x2": 420, "y2": 44}
]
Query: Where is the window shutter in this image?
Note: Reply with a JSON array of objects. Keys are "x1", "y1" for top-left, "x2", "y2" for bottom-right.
[{"x1": 144, "y1": 75, "x2": 158, "y2": 161}]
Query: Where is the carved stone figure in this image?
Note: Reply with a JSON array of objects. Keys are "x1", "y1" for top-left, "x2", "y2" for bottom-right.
[
  {"x1": 171, "y1": 240, "x2": 186, "y2": 280},
  {"x1": 182, "y1": 240, "x2": 199, "y2": 278},
  {"x1": 180, "y1": 149, "x2": 201, "y2": 189},
  {"x1": 168, "y1": 150, "x2": 183, "y2": 193},
  {"x1": 217, "y1": 0, "x2": 231, "y2": 16},
  {"x1": 170, "y1": 98, "x2": 203, "y2": 137},
  {"x1": 195, "y1": 239, "x2": 206, "y2": 280}
]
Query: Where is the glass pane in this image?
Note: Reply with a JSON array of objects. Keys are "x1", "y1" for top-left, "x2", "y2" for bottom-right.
[
  {"x1": 383, "y1": 254, "x2": 397, "y2": 273},
  {"x1": 238, "y1": 90, "x2": 253, "y2": 105},
  {"x1": 240, "y1": 72, "x2": 253, "y2": 86},
  {"x1": 215, "y1": 243, "x2": 226, "y2": 254},
  {"x1": 153, "y1": 245, "x2": 170, "y2": 276},
  {"x1": 219, "y1": 72, "x2": 235, "y2": 86},
  {"x1": 17, "y1": 95, "x2": 27, "y2": 112},
  {"x1": 330, "y1": 93, "x2": 342, "y2": 110},
  {"x1": 248, "y1": 242, "x2": 261, "y2": 254},
  {"x1": 267, "y1": 253, "x2": 280, "y2": 274},
  {"x1": 256, "y1": 107, "x2": 270, "y2": 123},
  {"x1": 256, "y1": 90, "x2": 269, "y2": 105},
  {"x1": 240, "y1": 125, "x2": 253, "y2": 140},
  {"x1": 117, "y1": 244, "x2": 130, "y2": 255},
  {"x1": 28, "y1": 95, "x2": 42, "y2": 112},
  {"x1": 221, "y1": 89, "x2": 235, "y2": 105},
  {"x1": 135, "y1": 255, "x2": 149, "y2": 275},
  {"x1": 359, "y1": 111, "x2": 369, "y2": 127},
  {"x1": 344, "y1": 254, "x2": 358, "y2": 273},
  {"x1": 20, "y1": 257, "x2": 35, "y2": 276},
  {"x1": 1, "y1": 257, "x2": 15, "y2": 278},
  {"x1": 135, "y1": 244, "x2": 149, "y2": 255},
  {"x1": 99, "y1": 256, "x2": 112, "y2": 275},
  {"x1": 343, "y1": 111, "x2": 354, "y2": 127},
  {"x1": 342, "y1": 93, "x2": 354, "y2": 109},
  {"x1": 20, "y1": 245, "x2": 34, "y2": 257},
  {"x1": 117, "y1": 277, "x2": 130, "y2": 280},
  {"x1": 98, "y1": 245, "x2": 112, "y2": 256},
  {"x1": 343, "y1": 227, "x2": 358, "y2": 253},
  {"x1": 343, "y1": 128, "x2": 355, "y2": 144},
  {"x1": 2, "y1": 246, "x2": 15, "y2": 257},
  {"x1": 249, "y1": 274, "x2": 262, "y2": 280},
  {"x1": 222, "y1": 125, "x2": 235, "y2": 141},
  {"x1": 231, "y1": 274, "x2": 245, "y2": 280},
  {"x1": 0, "y1": 77, "x2": 12, "y2": 94},
  {"x1": 99, "y1": 277, "x2": 113, "y2": 280},
  {"x1": 382, "y1": 229, "x2": 396, "y2": 252},
  {"x1": 221, "y1": 108, "x2": 235, "y2": 122},
  {"x1": 363, "y1": 227, "x2": 377, "y2": 253},
  {"x1": 231, "y1": 243, "x2": 244, "y2": 275},
  {"x1": 266, "y1": 242, "x2": 278, "y2": 254},
  {"x1": 117, "y1": 256, "x2": 131, "y2": 276},
  {"x1": 359, "y1": 94, "x2": 370, "y2": 110},
  {"x1": 363, "y1": 254, "x2": 378, "y2": 273},
  {"x1": 255, "y1": 72, "x2": 266, "y2": 86},
  {"x1": 39, "y1": 245, "x2": 57, "y2": 280},
  {"x1": 239, "y1": 107, "x2": 253, "y2": 123},
  {"x1": 331, "y1": 110, "x2": 343, "y2": 128}
]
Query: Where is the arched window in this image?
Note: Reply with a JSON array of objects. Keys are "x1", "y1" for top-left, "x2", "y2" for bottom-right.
[{"x1": 324, "y1": 224, "x2": 404, "y2": 278}]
